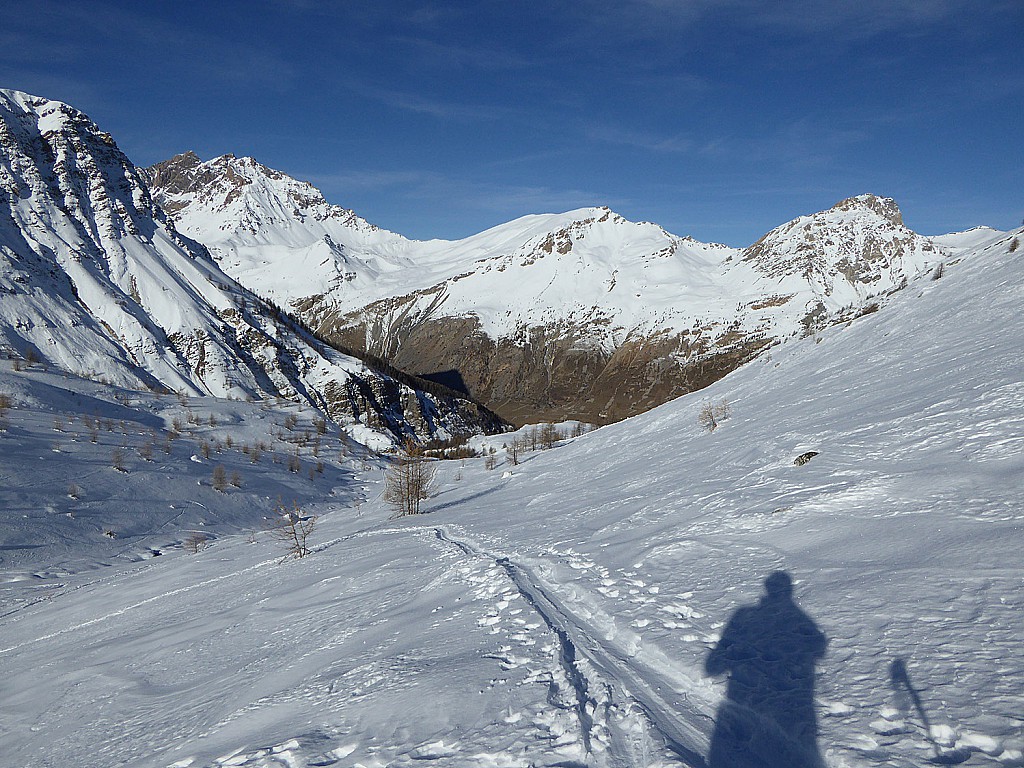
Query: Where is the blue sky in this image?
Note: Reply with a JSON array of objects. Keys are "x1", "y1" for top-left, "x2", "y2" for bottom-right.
[{"x1": 3, "y1": 1, "x2": 1021, "y2": 245}]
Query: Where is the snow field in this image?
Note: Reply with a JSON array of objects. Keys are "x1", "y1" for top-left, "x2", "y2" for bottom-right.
[{"x1": 0, "y1": 229, "x2": 1021, "y2": 767}]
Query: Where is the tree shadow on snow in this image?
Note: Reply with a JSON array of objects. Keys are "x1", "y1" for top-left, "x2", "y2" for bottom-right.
[
  {"x1": 428, "y1": 483, "x2": 505, "y2": 514},
  {"x1": 704, "y1": 571, "x2": 828, "y2": 768}
]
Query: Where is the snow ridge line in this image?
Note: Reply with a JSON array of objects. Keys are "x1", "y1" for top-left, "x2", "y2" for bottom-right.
[{"x1": 430, "y1": 524, "x2": 713, "y2": 768}]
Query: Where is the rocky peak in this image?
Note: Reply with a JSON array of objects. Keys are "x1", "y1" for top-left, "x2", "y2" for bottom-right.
[
  {"x1": 741, "y1": 193, "x2": 940, "y2": 292},
  {"x1": 830, "y1": 193, "x2": 904, "y2": 227},
  {"x1": 1, "y1": 89, "x2": 163, "y2": 242},
  {"x1": 144, "y1": 151, "x2": 203, "y2": 199},
  {"x1": 146, "y1": 151, "x2": 382, "y2": 237}
]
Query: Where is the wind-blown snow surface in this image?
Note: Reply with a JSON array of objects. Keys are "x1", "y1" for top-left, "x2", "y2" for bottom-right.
[{"x1": 1, "y1": 235, "x2": 1022, "y2": 764}]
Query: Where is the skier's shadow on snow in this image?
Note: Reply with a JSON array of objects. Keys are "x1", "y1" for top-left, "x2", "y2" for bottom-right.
[{"x1": 704, "y1": 571, "x2": 828, "y2": 768}]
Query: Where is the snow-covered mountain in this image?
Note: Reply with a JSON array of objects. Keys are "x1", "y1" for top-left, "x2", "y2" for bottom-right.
[
  {"x1": 150, "y1": 152, "x2": 975, "y2": 424},
  {"x1": 0, "y1": 90, "x2": 506, "y2": 444},
  {"x1": 1, "y1": 218, "x2": 1020, "y2": 768}
]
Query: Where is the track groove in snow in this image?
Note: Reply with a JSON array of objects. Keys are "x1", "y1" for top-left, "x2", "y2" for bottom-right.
[{"x1": 430, "y1": 524, "x2": 715, "y2": 767}]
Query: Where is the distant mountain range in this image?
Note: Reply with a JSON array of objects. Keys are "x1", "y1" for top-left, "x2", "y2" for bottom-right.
[
  {"x1": 147, "y1": 151, "x2": 1001, "y2": 424},
  {"x1": 1, "y1": 88, "x2": 1006, "y2": 441}
]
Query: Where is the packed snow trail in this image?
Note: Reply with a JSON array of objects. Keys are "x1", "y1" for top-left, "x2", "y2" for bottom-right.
[{"x1": 433, "y1": 524, "x2": 715, "y2": 767}]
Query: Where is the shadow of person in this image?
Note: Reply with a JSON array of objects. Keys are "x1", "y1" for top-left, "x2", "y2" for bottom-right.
[{"x1": 705, "y1": 571, "x2": 828, "y2": 768}]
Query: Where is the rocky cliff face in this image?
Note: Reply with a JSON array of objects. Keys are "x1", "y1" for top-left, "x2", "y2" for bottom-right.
[
  {"x1": 0, "y1": 90, "x2": 507, "y2": 444},
  {"x1": 148, "y1": 154, "x2": 955, "y2": 426}
]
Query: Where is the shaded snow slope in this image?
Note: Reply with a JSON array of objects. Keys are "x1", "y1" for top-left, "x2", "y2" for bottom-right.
[
  {"x1": 0, "y1": 90, "x2": 505, "y2": 444},
  {"x1": 0, "y1": 225, "x2": 1020, "y2": 766}
]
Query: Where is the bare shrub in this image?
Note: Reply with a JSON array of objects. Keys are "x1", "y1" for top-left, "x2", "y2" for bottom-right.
[
  {"x1": 698, "y1": 398, "x2": 731, "y2": 433},
  {"x1": 383, "y1": 440, "x2": 437, "y2": 517},
  {"x1": 0, "y1": 393, "x2": 11, "y2": 417},
  {"x1": 139, "y1": 440, "x2": 154, "y2": 461},
  {"x1": 184, "y1": 533, "x2": 208, "y2": 553},
  {"x1": 484, "y1": 453, "x2": 498, "y2": 470},
  {"x1": 230, "y1": 471, "x2": 242, "y2": 488},
  {"x1": 270, "y1": 501, "x2": 317, "y2": 559},
  {"x1": 1010, "y1": 237, "x2": 1019, "y2": 253},
  {"x1": 67, "y1": 482, "x2": 81, "y2": 499},
  {"x1": 200, "y1": 440, "x2": 211, "y2": 459}
]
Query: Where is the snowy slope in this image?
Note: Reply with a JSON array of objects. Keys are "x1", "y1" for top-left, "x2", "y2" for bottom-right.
[
  {"x1": 928, "y1": 226, "x2": 1006, "y2": 252},
  {"x1": 1, "y1": 223, "x2": 1020, "y2": 767},
  {"x1": 0, "y1": 90, "x2": 506, "y2": 444}
]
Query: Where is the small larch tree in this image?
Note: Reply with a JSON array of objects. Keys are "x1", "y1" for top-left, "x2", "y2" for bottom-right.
[
  {"x1": 271, "y1": 501, "x2": 317, "y2": 559},
  {"x1": 384, "y1": 439, "x2": 437, "y2": 517},
  {"x1": 212, "y1": 464, "x2": 228, "y2": 491}
]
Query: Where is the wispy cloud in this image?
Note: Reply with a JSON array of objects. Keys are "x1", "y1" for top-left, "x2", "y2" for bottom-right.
[
  {"x1": 567, "y1": 0, "x2": 1002, "y2": 40},
  {"x1": 386, "y1": 35, "x2": 535, "y2": 72},
  {"x1": 3, "y1": 1, "x2": 297, "y2": 92},
  {"x1": 303, "y1": 166, "x2": 625, "y2": 221},
  {"x1": 342, "y1": 81, "x2": 512, "y2": 121},
  {"x1": 586, "y1": 125, "x2": 697, "y2": 154}
]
